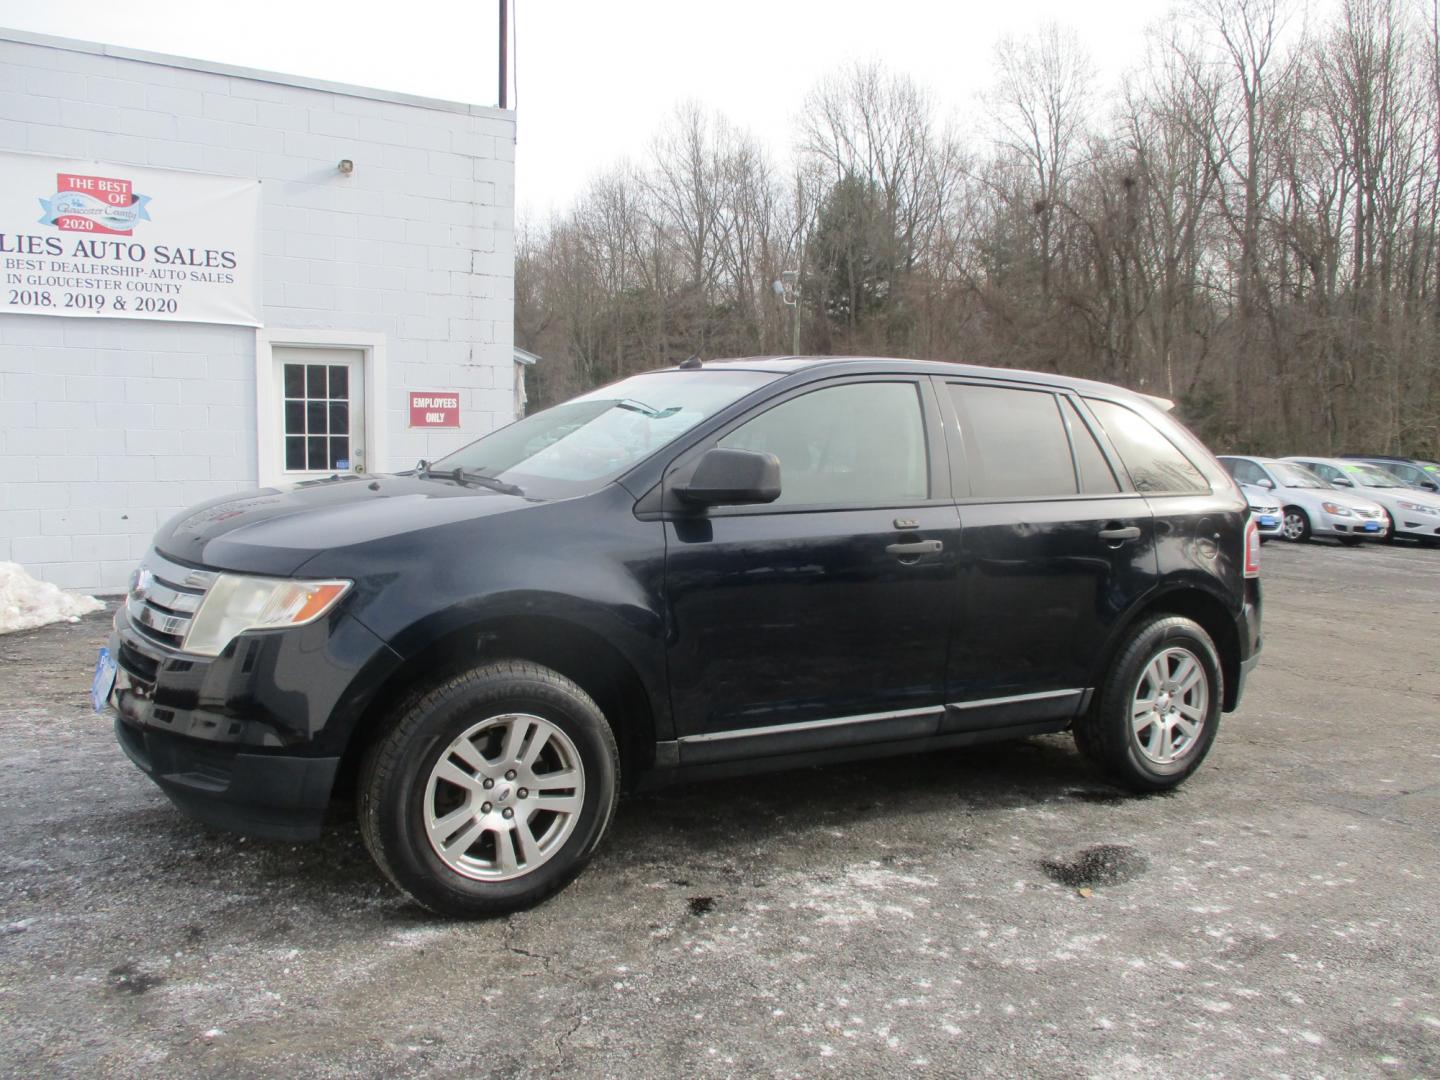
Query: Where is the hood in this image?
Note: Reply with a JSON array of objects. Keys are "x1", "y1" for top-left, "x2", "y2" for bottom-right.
[{"x1": 155, "y1": 473, "x2": 531, "y2": 575}]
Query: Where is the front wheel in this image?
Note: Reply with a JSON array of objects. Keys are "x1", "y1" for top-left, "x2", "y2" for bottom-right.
[
  {"x1": 358, "y1": 660, "x2": 620, "y2": 917},
  {"x1": 1281, "y1": 507, "x2": 1311, "y2": 542},
  {"x1": 1074, "y1": 616, "x2": 1223, "y2": 792}
]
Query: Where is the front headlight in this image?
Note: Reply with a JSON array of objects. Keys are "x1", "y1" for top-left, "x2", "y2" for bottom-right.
[
  {"x1": 1321, "y1": 502, "x2": 1353, "y2": 516},
  {"x1": 184, "y1": 574, "x2": 351, "y2": 657},
  {"x1": 1397, "y1": 501, "x2": 1440, "y2": 516}
]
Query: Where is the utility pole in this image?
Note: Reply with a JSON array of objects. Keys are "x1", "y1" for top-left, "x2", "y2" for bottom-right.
[
  {"x1": 772, "y1": 269, "x2": 801, "y2": 355},
  {"x1": 498, "y1": 0, "x2": 508, "y2": 109}
]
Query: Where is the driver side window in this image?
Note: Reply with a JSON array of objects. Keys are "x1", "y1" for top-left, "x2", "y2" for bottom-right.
[
  {"x1": 1235, "y1": 460, "x2": 1264, "y2": 485},
  {"x1": 719, "y1": 382, "x2": 928, "y2": 508}
]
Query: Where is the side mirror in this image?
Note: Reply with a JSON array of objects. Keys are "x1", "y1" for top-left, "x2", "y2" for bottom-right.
[
  {"x1": 674, "y1": 448, "x2": 781, "y2": 508},
  {"x1": 1421, "y1": 481, "x2": 1438, "y2": 492},
  {"x1": 1255, "y1": 477, "x2": 1275, "y2": 490},
  {"x1": 1332, "y1": 476, "x2": 1354, "y2": 487}
]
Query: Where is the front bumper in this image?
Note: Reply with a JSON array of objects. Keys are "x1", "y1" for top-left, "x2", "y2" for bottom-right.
[
  {"x1": 114, "y1": 715, "x2": 338, "y2": 840},
  {"x1": 1319, "y1": 513, "x2": 1387, "y2": 538},
  {"x1": 106, "y1": 590, "x2": 400, "y2": 840}
]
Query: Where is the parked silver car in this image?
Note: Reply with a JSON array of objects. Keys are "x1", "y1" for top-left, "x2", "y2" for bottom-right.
[
  {"x1": 1218, "y1": 456, "x2": 1390, "y2": 544},
  {"x1": 1342, "y1": 456, "x2": 1440, "y2": 495},
  {"x1": 1283, "y1": 456, "x2": 1440, "y2": 545},
  {"x1": 1240, "y1": 484, "x2": 1283, "y2": 540}
]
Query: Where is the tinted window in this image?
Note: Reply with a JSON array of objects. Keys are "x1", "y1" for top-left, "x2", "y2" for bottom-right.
[
  {"x1": 950, "y1": 385, "x2": 1076, "y2": 498},
  {"x1": 1086, "y1": 399, "x2": 1209, "y2": 495},
  {"x1": 1061, "y1": 398, "x2": 1120, "y2": 494},
  {"x1": 720, "y1": 382, "x2": 927, "y2": 507}
]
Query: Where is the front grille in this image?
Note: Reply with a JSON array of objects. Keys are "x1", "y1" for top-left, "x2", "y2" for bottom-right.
[{"x1": 126, "y1": 551, "x2": 217, "y2": 650}]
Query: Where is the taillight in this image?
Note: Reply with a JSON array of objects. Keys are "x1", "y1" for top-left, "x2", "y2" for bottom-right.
[{"x1": 1243, "y1": 518, "x2": 1260, "y2": 577}]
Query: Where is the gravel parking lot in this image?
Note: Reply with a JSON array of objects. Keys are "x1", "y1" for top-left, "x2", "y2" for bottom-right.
[{"x1": 2, "y1": 540, "x2": 1438, "y2": 1079}]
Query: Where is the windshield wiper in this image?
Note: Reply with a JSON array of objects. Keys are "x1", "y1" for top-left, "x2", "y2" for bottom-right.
[
  {"x1": 415, "y1": 460, "x2": 525, "y2": 497},
  {"x1": 615, "y1": 398, "x2": 681, "y2": 419}
]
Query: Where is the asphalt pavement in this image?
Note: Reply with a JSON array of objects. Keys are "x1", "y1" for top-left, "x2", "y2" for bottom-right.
[{"x1": 2, "y1": 540, "x2": 1438, "y2": 1078}]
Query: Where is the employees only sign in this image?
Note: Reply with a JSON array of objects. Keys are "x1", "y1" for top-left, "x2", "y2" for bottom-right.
[
  {"x1": 410, "y1": 391, "x2": 461, "y2": 428},
  {"x1": 0, "y1": 152, "x2": 262, "y2": 326}
]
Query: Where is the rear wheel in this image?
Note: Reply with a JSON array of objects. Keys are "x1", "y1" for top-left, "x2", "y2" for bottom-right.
[
  {"x1": 359, "y1": 660, "x2": 620, "y2": 917},
  {"x1": 1075, "y1": 616, "x2": 1222, "y2": 792},
  {"x1": 1281, "y1": 507, "x2": 1311, "y2": 542}
]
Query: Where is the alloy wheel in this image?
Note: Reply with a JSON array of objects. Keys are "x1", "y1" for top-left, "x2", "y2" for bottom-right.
[
  {"x1": 1131, "y1": 647, "x2": 1210, "y2": 766},
  {"x1": 423, "y1": 712, "x2": 585, "y2": 881}
]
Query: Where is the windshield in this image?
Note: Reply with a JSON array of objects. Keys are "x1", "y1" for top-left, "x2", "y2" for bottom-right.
[
  {"x1": 1270, "y1": 462, "x2": 1327, "y2": 489},
  {"x1": 430, "y1": 369, "x2": 778, "y2": 498},
  {"x1": 1341, "y1": 463, "x2": 1404, "y2": 488}
]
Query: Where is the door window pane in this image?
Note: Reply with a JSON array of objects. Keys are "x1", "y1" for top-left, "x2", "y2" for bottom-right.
[
  {"x1": 950, "y1": 385, "x2": 1076, "y2": 498},
  {"x1": 1086, "y1": 399, "x2": 1209, "y2": 495},
  {"x1": 719, "y1": 382, "x2": 928, "y2": 507},
  {"x1": 1061, "y1": 398, "x2": 1120, "y2": 494},
  {"x1": 283, "y1": 364, "x2": 304, "y2": 398},
  {"x1": 307, "y1": 436, "x2": 328, "y2": 470},
  {"x1": 306, "y1": 364, "x2": 327, "y2": 397}
]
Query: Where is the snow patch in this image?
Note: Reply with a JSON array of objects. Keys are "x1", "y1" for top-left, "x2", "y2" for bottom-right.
[{"x1": 0, "y1": 562, "x2": 104, "y2": 634}]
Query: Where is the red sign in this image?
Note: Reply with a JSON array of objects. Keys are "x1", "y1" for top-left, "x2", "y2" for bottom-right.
[
  {"x1": 47, "y1": 173, "x2": 149, "y2": 235},
  {"x1": 409, "y1": 391, "x2": 461, "y2": 428}
]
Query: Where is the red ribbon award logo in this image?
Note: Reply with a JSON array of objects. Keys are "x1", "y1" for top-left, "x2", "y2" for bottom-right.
[{"x1": 38, "y1": 172, "x2": 152, "y2": 235}]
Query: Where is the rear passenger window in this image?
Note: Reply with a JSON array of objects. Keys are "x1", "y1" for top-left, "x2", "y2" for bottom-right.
[
  {"x1": 1085, "y1": 399, "x2": 1209, "y2": 495},
  {"x1": 950, "y1": 385, "x2": 1076, "y2": 498},
  {"x1": 1061, "y1": 398, "x2": 1120, "y2": 494},
  {"x1": 719, "y1": 382, "x2": 928, "y2": 507}
]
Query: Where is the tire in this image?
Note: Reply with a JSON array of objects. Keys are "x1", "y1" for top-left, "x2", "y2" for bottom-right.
[
  {"x1": 1281, "y1": 507, "x2": 1311, "y2": 542},
  {"x1": 1074, "y1": 616, "x2": 1223, "y2": 793},
  {"x1": 1383, "y1": 511, "x2": 1399, "y2": 544},
  {"x1": 358, "y1": 660, "x2": 620, "y2": 917}
]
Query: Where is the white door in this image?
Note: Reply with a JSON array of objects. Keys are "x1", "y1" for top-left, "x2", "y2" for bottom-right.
[{"x1": 274, "y1": 347, "x2": 367, "y2": 479}]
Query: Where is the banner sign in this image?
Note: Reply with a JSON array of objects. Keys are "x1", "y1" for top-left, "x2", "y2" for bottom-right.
[
  {"x1": 0, "y1": 152, "x2": 261, "y2": 326},
  {"x1": 410, "y1": 391, "x2": 461, "y2": 428}
]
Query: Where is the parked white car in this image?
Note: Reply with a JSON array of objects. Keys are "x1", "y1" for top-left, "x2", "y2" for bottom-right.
[
  {"x1": 1283, "y1": 456, "x2": 1440, "y2": 545},
  {"x1": 1218, "y1": 456, "x2": 1390, "y2": 544},
  {"x1": 1239, "y1": 484, "x2": 1283, "y2": 540}
]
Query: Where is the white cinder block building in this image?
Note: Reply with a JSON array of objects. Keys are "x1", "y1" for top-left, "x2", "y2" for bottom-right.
[{"x1": 0, "y1": 29, "x2": 516, "y2": 592}]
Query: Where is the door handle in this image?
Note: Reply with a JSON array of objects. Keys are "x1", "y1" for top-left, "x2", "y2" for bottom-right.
[
  {"x1": 886, "y1": 539, "x2": 943, "y2": 558},
  {"x1": 1097, "y1": 525, "x2": 1141, "y2": 543}
]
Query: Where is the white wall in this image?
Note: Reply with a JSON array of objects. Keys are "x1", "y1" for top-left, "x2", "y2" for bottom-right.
[{"x1": 0, "y1": 30, "x2": 516, "y2": 592}]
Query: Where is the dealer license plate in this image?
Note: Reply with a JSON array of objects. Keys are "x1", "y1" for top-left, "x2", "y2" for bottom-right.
[
  {"x1": 91, "y1": 648, "x2": 117, "y2": 713},
  {"x1": 1363, "y1": 521, "x2": 1380, "y2": 532},
  {"x1": 1258, "y1": 515, "x2": 1279, "y2": 528}
]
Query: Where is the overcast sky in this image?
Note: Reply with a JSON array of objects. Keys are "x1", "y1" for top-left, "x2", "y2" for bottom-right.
[{"x1": 2, "y1": 0, "x2": 1171, "y2": 218}]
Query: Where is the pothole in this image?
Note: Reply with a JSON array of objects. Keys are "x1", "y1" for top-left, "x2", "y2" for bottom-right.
[{"x1": 1041, "y1": 844, "x2": 1148, "y2": 888}]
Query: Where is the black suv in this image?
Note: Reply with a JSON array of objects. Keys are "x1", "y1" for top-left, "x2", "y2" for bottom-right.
[{"x1": 100, "y1": 358, "x2": 1262, "y2": 916}]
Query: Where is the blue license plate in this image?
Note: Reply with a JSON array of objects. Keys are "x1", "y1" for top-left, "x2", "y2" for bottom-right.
[
  {"x1": 1258, "y1": 515, "x2": 1278, "y2": 527},
  {"x1": 91, "y1": 648, "x2": 117, "y2": 713},
  {"x1": 1364, "y1": 521, "x2": 1380, "y2": 532}
]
